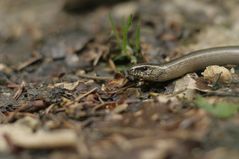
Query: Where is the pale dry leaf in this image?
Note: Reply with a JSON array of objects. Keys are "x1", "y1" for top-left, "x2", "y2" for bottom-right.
[
  {"x1": 15, "y1": 116, "x2": 40, "y2": 130},
  {"x1": 157, "y1": 95, "x2": 181, "y2": 111},
  {"x1": 0, "y1": 123, "x2": 77, "y2": 152},
  {"x1": 0, "y1": 63, "x2": 13, "y2": 74},
  {"x1": 157, "y1": 95, "x2": 180, "y2": 104},
  {"x1": 202, "y1": 65, "x2": 232, "y2": 84},
  {"x1": 157, "y1": 95, "x2": 179, "y2": 104},
  {"x1": 11, "y1": 129, "x2": 77, "y2": 149},
  {"x1": 0, "y1": 124, "x2": 32, "y2": 152},
  {"x1": 112, "y1": 103, "x2": 128, "y2": 114},
  {"x1": 173, "y1": 74, "x2": 198, "y2": 100},
  {"x1": 49, "y1": 80, "x2": 80, "y2": 91}
]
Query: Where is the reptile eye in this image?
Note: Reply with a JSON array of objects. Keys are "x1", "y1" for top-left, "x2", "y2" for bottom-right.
[{"x1": 138, "y1": 66, "x2": 148, "y2": 71}]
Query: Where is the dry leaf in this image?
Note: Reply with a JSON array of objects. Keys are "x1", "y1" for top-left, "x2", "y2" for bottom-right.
[
  {"x1": 0, "y1": 63, "x2": 12, "y2": 74},
  {"x1": 0, "y1": 122, "x2": 77, "y2": 152},
  {"x1": 202, "y1": 65, "x2": 232, "y2": 84},
  {"x1": 173, "y1": 74, "x2": 198, "y2": 100},
  {"x1": 49, "y1": 80, "x2": 80, "y2": 91}
]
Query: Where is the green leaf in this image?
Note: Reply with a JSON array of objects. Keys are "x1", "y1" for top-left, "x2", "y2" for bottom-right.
[{"x1": 195, "y1": 96, "x2": 239, "y2": 118}]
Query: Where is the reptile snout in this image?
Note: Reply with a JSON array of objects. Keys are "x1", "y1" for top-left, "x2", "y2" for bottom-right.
[{"x1": 126, "y1": 67, "x2": 136, "y2": 81}]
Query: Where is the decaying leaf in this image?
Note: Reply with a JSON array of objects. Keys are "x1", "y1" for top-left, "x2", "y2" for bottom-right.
[
  {"x1": 202, "y1": 65, "x2": 232, "y2": 84},
  {"x1": 104, "y1": 74, "x2": 127, "y2": 91},
  {"x1": 1, "y1": 0, "x2": 239, "y2": 158},
  {"x1": 49, "y1": 80, "x2": 80, "y2": 91},
  {"x1": 173, "y1": 74, "x2": 198, "y2": 100}
]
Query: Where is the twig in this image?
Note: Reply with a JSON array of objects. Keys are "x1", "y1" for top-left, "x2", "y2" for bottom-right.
[
  {"x1": 96, "y1": 93, "x2": 104, "y2": 104},
  {"x1": 92, "y1": 98, "x2": 141, "y2": 112},
  {"x1": 107, "y1": 83, "x2": 135, "y2": 94},
  {"x1": 93, "y1": 50, "x2": 103, "y2": 66},
  {"x1": 13, "y1": 81, "x2": 26, "y2": 100},
  {"x1": 5, "y1": 100, "x2": 47, "y2": 123},
  {"x1": 92, "y1": 101, "x2": 116, "y2": 112},
  {"x1": 16, "y1": 52, "x2": 42, "y2": 71},
  {"x1": 205, "y1": 91, "x2": 239, "y2": 97},
  {"x1": 77, "y1": 73, "x2": 113, "y2": 81},
  {"x1": 66, "y1": 87, "x2": 98, "y2": 107},
  {"x1": 108, "y1": 59, "x2": 117, "y2": 73},
  {"x1": 5, "y1": 104, "x2": 28, "y2": 123},
  {"x1": 45, "y1": 104, "x2": 55, "y2": 114},
  {"x1": 75, "y1": 87, "x2": 98, "y2": 102},
  {"x1": 20, "y1": 100, "x2": 47, "y2": 112}
]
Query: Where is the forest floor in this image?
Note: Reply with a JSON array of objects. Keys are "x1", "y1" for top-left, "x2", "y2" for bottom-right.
[{"x1": 0, "y1": 0, "x2": 239, "y2": 159}]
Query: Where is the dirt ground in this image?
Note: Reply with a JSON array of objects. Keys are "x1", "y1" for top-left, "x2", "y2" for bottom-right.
[{"x1": 1, "y1": 0, "x2": 239, "y2": 159}]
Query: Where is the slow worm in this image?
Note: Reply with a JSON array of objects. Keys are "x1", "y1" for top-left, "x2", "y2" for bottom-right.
[{"x1": 127, "y1": 46, "x2": 239, "y2": 82}]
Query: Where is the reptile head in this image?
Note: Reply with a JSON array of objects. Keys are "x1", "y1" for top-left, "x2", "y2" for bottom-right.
[{"x1": 127, "y1": 64, "x2": 165, "y2": 82}]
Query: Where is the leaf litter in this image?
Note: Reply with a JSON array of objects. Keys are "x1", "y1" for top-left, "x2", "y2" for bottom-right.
[{"x1": 0, "y1": 0, "x2": 239, "y2": 159}]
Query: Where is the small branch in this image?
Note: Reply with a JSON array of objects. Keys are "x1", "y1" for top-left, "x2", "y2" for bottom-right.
[
  {"x1": 15, "y1": 52, "x2": 42, "y2": 71},
  {"x1": 77, "y1": 73, "x2": 113, "y2": 81},
  {"x1": 75, "y1": 87, "x2": 98, "y2": 102},
  {"x1": 13, "y1": 81, "x2": 26, "y2": 100}
]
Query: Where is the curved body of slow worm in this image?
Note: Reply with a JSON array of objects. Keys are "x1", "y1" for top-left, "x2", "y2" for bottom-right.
[{"x1": 127, "y1": 46, "x2": 239, "y2": 82}]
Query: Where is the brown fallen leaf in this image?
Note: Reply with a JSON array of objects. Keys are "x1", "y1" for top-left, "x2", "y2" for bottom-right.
[{"x1": 104, "y1": 74, "x2": 127, "y2": 91}]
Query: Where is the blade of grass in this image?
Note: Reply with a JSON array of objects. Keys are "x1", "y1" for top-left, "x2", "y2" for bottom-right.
[
  {"x1": 109, "y1": 14, "x2": 121, "y2": 46},
  {"x1": 122, "y1": 15, "x2": 133, "y2": 54},
  {"x1": 134, "y1": 20, "x2": 141, "y2": 53}
]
